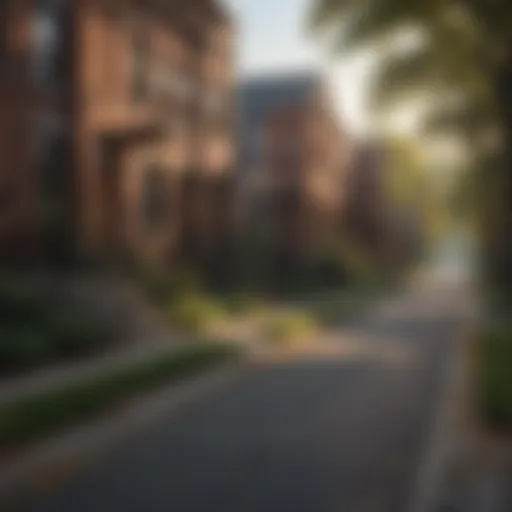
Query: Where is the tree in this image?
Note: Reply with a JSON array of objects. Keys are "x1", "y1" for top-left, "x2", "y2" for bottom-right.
[{"x1": 310, "y1": 0, "x2": 512, "y2": 290}]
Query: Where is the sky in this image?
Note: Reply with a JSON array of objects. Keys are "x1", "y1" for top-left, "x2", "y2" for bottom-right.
[{"x1": 224, "y1": 0, "x2": 386, "y2": 136}]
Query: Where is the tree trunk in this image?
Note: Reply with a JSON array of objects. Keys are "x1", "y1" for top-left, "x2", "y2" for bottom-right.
[{"x1": 486, "y1": 53, "x2": 512, "y2": 293}]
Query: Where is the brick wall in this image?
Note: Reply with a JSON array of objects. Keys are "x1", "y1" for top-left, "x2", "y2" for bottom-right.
[
  {"x1": 74, "y1": 0, "x2": 235, "y2": 267},
  {"x1": 0, "y1": 0, "x2": 234, "y2": 269},
  {"x1": 263, "y1": 97, "x2": 344, "y2": 263}
]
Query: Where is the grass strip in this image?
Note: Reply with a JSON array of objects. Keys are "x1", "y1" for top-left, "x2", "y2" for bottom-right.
[
  {"x1": 475, "y1": 328, "x2": 512, "y2": 430},
  {"x1": 0, "y1": 343, "x2": 238, "y2": 448}
]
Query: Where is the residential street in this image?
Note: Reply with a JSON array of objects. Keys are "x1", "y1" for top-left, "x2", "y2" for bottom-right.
[
  {"x1": 17, "y1": 270, "x2": 473, "y2": 512},
  {"x1": 0, "y1": 0, "x2": 505, "y2": 508}
]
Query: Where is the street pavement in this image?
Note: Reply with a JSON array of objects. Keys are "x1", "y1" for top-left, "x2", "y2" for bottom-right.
[{"x1": 16, "y1": 274, "x2": 473, "y2": 512}]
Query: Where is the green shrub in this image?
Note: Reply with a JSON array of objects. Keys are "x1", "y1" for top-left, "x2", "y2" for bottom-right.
[
  {"x1": 0, "y1": 309, "x2": 110, "y2": 374},
  {"x1": 44, "y1": 310, "x2": 109, "y2": 357},
  {"x1": 137, "y1": 271, "x2": 176, "y2": 305},
  {"x1": 311, "y1": 300, "x2": 348, "y2": 326},
  {"x1": 0, "y1": 277, "x2": 113, "y2": 373},
  {"x1": 222, "y1": 293, "x2": 262, "y2": 315},
  {"x1": 168, "y1": 294, "x2": 225, "y2": 333},
  {"x1": 274, "y1": 240, "x2": 379, "y2": 298},
  {"x1": 336, "y1": 240, "x2": 378, "y2": 286},
  {"x1": 482, "y1": 286, "x2": 512, "y2": 323},
  {"x1": 264, "y1": 312, "x2": 318, "y2": 346},
  {"x1": 233, "y1": 230, "x2": 275, "y2": 290},
  {"x1": 476, "y1": 327, "x2": 512, "y2": 429},
  {"x1": 138, "y1": 266, "x2": 203, "y2": 305},
  {"x1": 308, "y1": 247, "x2": 348, "y2": 289},
  {"x1": 0, "y1": 327, "x2": 52, "y2": 372},
  {"x1": 0, "y1": 279, "x2": 49, "y2": 324}
]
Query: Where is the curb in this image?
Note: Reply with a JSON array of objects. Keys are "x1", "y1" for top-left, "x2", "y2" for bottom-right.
[
  {"x1": 436, "y1": 330, "x2": 512, "y2": 512},
  {"x1": 407, "y1": 328, "x2": 468, "y2": 512}
]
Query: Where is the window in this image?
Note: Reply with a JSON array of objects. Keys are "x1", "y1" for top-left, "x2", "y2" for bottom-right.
[
  {"x1": 32, "y1": 0, "x2": 69, "y2": 87},
  {"x1": 132, "y1": 21, "x2": 149, "y2": 100},
  {"x1": 0, "y1": 0, "x2": 9, "y2": 67},
  {"x1": 141, "y1": 168, "x2": 167, "y2": 230},
  {"x1": 248, "y1": 127, "x2": 263, "y2": 168},
  {"x1": 0, "y1": 0, "x2": 8, "y2": 54},
  {"x1": 33, "y1": 110, "x2": 67, "y2": 201}
]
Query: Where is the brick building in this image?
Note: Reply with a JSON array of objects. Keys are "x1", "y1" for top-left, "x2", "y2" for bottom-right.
[
  {"x1": 341, "y1": 142, "x2": 395, "y2": 269},
  {"x1": 0, "y1": 0, "x2": 234, "y2": 270},
  {"x1": 237, "y1": 72, "x2": 345, "y2": 269}
]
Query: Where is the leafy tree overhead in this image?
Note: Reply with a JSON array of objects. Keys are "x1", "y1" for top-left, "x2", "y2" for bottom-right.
[{"x1": 310, "y1": 0, "x2": 512, "y2": 290}]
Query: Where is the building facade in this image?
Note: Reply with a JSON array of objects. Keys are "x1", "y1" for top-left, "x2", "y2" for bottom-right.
[
  {"x1": 237, "y1": 72, "x2": 345, "y2": 268},
  {"x1": 0, "y1": 0, "x2": 234, "y2": 269},
  {"x1": 341, "y1": 142, "x2": 396, "y2": 270}
]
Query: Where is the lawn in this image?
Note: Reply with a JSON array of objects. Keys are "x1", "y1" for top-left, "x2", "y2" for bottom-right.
[
  {"x1": 0, "y1": 277, "x2": 111, "y2": 375},
  {"x1": 0, "y1": 343, "x2": 238, "y2": 448}
]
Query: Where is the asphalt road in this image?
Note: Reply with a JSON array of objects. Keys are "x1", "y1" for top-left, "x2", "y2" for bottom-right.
[{"x1": 18, "y1": 278, "x2": 472, "y2": 512}]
